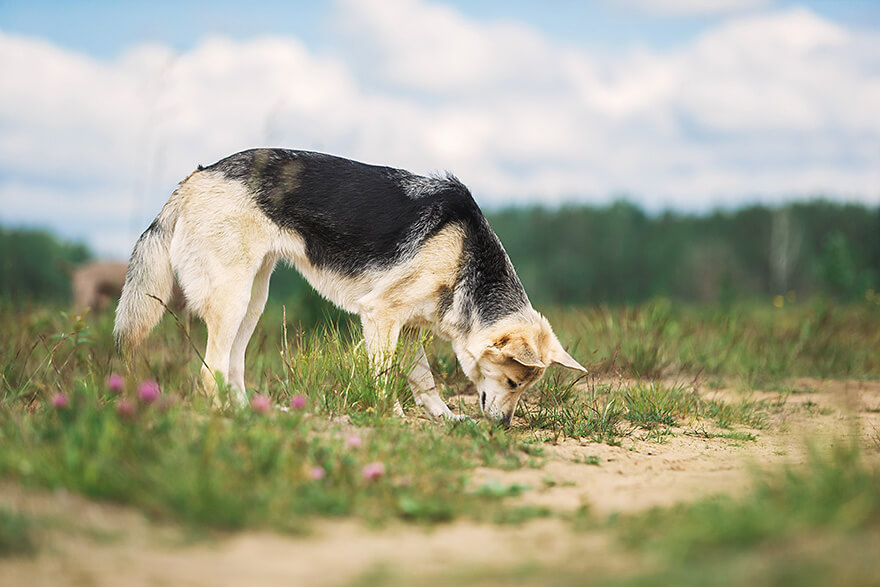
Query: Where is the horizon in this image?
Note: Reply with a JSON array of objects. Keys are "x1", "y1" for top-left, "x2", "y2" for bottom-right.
[{"x1": 5, "y1": 196, "x2": 877, "y2": 260}]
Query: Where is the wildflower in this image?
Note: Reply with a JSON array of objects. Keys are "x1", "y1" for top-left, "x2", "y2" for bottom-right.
[
  {"x1": 309, "y1": 466, "x2": 326, "y2": 480},
  {"x1": 773, "y1": 295, "x2": 784, "y2": 308},
  {"x1": 116, "y1": 398, "x2": 136, "y2": 418},
  {"x1": 290, "y1": 394, "x2": 307, "y2": 410},
  {"x1": 137, "y1": 380, "x2": 160, "y2": 404},
  {"x1": 345, "y1": 434, "x2": 362, "y2": 448},
  {"x1": 51, "y1": 393, "x2": 69, "y2": 409},
  {"x1": 362, "y1": 462, "x2": 385, "y2": 481},
  {"x1": 251, "y1": 393, "x2": 272, "y2": 414},
  {"x1": 106, "y1": 373, "x2": 124, "y2": 392}
]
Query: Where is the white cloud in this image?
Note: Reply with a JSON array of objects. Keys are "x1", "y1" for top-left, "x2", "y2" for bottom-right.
[
  {"x1": 0, "y1": 1, "x2": 878, "y2": 258},
  {"x1": 616, "y1": 0, "x2": 773, "y2": 17}
]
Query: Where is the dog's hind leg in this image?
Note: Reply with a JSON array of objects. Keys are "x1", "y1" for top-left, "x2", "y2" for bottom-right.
[
  {"x1": 406, "y1": 344, "x2": 465, "y2": 421},
  {"x1": 228, "y1": 255, "x2": 276, "y2": 396},
  {"x1": 200, "y1": 278, "x2": 254, "y2": 407}
]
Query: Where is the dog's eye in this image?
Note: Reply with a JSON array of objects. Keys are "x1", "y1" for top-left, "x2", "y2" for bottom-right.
[{"x1": 506, "y1": 378, "x2": 517, "y2": 389}]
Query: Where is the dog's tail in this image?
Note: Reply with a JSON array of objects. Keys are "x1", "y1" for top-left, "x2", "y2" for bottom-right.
[{"x1": 114, "y1": 196, "x2": 182, "y2": 357}]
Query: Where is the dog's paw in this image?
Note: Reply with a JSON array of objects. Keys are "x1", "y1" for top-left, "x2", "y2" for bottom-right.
[{"x1": 446, "y1": 413, "x2": 476, "y2": 424}]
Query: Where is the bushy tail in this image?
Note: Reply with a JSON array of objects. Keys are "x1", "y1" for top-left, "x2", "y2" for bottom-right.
[{"x1": 114, "y1": 200, "x2": 180, "y2": 356}]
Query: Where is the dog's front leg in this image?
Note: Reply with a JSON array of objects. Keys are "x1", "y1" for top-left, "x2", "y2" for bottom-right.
[
  {"x1": 361, "y1": 314, "x2": 405, "y2": 416},
  {"x1": 407, "y1": 345, "x2": 466, "y2": 422}
]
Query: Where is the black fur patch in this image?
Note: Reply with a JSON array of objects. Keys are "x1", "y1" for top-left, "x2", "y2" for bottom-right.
[
  {"x1": 437, "y1": 285, "x2": 454, "y2": 318},
  {"x1": 203, "y1": 149, "x2": 528, "y2": 325},
  {"x1": 457, "y1": 214, "x2": 528, "y2": 324}
]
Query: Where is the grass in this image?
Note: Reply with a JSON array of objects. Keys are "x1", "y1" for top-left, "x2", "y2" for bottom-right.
[
  {"x1": 0, "y1": 302, "x2": 543, "y2": 532},
  {"x1": 0, "y1": 370, "x2": 527, "y2": 533},
  {"x1": 545, "y1": 298, "x2": 880, "y2": 382},
  {"x1": 0, "y1": 296, "x2": 879, "y2": 541},
  {"x1": 520, "y1": 376, "x2": 769, "y2": 442}
]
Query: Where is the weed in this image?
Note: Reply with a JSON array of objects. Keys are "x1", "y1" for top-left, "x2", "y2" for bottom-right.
[
  {"x1": 717, "y1": 431, "x2": 757, "y2": 442},
  {"x1": 623, "y1": 382, "x2": 700, "y2": 429},
  {"x1": 704, "y1": 397, "x2": 768, "y2": 429},
  {"x1": 520, "y1": 377, "x2": 627, "y2": 444}
]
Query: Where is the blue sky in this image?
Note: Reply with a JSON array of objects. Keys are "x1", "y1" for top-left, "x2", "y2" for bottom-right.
[
  {"x1": 1, "y1": 0, "x2": 879, "y2": 257},
  {"x1": 3, "y1": 0, "x2": 879, "y2": 57}
]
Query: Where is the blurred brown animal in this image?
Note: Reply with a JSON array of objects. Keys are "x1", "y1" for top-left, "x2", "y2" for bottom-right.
[
  {"x1": 73, "y1": 261, "x2": 185, "y2": 313},
  {"x1": 73, "y1": 261, "x2": 128, "y2": 312}
]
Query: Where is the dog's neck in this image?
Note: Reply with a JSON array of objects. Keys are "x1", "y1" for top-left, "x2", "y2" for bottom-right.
[{"x1": 447, "y1": 307, "x2": 536, "y2": 383}]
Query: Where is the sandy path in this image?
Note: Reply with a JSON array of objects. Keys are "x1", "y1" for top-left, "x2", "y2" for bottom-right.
[{"x1": 2, "y1": 379, "x2": 878, "y2": 586}]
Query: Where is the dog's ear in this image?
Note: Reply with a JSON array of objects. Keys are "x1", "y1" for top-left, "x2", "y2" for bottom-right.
[
  {"x1": 546, "y1": 334, "x2": 587, "y2": 373},
  {"x1": 490, "y1": 335, "x2": 545, "y2": 369}
]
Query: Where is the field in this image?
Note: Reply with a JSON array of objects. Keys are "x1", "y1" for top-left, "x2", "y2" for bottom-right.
[{"x1": 1, "y1": 297, "x2": 880, "y2": 586}]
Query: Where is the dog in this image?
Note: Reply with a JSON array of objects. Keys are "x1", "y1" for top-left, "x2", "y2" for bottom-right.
[
  {"x1": 73, "y1": 261, "x2": 186, "y2": 314},
  {"x1": 73, "y1": 261, "x2": 129, "y2": 312},
  {"x1": 114, "y1": 149, "x2": 585, "y2": 424}
]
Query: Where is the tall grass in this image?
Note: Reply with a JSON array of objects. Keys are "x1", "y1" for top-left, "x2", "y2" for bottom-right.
[{"x1": 545, "y1": 298, "x2": 880, "y2": 381}]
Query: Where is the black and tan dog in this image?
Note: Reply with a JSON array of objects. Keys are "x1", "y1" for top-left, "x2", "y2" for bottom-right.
[{"x1": 115, "y1": 149, "x2": 585, "y2": 424}]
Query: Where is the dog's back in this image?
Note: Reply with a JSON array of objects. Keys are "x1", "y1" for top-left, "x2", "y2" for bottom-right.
[
  {"x1": 204, "y1": 150, "x2": 472, "y2": 273},
  {"x1": 202, "y1": 149, "x2": 528, "y2": 323}
]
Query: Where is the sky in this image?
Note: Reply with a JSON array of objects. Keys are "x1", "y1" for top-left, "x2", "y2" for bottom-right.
[{"x1": 1, "y1": 0, "x2": 879, "y2": 258}]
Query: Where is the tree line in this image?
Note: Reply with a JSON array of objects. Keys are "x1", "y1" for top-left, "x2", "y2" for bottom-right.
[
  {"x1": 2, "y1": 200, "x2": 877, "y2": 308},
  {"x1": 489, "y1": 200, "x2": 879, "y2": 305}
]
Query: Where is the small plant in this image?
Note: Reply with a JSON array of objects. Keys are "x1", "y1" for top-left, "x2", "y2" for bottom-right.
[
  {"x1": 704, "y1": 397, "x2": 768, "y2": 429},
  {"x1": 623, "y1": 382, "x2": 700, "y2": 429},
  {"x1": 520, "y1": 378, "x2": 626, "y2": 444}
]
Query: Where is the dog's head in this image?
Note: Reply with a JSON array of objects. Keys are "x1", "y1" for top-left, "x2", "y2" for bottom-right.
[{"x1": 460, "y1": 310, "x2": 586, "y2": 426}]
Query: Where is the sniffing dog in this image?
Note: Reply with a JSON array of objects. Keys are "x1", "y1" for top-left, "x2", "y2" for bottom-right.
[{"x1": 114, "y1": 149, "x2": 585, "y2": 424}]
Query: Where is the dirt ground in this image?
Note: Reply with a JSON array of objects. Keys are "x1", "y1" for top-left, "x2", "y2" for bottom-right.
[{"x1": 2, "y1": 379, "x2": 879, "y2": 587}]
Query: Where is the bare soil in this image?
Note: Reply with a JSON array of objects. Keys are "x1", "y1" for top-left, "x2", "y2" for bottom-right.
[{"x1": 2, "y1": 379, "x2": 879, "y2": 587}]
